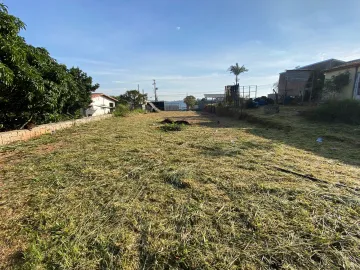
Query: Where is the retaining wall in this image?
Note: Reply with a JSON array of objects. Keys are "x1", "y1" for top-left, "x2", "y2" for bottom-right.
[{"x1": 0, "y1": 114, "x2": 113, "y2": 146}]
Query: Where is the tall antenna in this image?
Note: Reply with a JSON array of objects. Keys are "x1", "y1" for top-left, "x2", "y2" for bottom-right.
[{"x1": 153, "y1": 79, "x2": 158, "y2": 102}]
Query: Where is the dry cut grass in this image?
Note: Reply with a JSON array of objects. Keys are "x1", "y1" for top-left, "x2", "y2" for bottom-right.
[{"x1": 0, "y1": 111, "x2": 359, "y2": 269}]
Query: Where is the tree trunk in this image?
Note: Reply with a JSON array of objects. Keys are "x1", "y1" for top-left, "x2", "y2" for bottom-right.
[{"x1": 20, "y1": 114, "x2": 33, "y2": 130}]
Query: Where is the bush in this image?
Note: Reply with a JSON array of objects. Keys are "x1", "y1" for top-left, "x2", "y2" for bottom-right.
[
  {"x1": 307, "y1": 99, "x2": 360, "y2": 125},
  {"x1": 215, "y1": 106, "x2": 237, "y2": 117},
  {"x1": 113, "y1": 104, "x2": 130, "y2": 117},
  {"x1": 131, "y1": 108, "x2": 145, "y2": 114}
]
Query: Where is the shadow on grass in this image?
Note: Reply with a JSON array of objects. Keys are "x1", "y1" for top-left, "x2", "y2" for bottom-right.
[
  {"x1": 192, "y1": 112, "x2": 360, "y2": 167},
  {"x1": 192, "y1": 140, "x2": 275, "y2": 158},
  {"x1": 246, "y1": 126, "x2": 360, "y2": 167}
]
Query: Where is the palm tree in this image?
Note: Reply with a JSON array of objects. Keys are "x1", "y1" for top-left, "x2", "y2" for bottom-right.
[{"x1": 228, "y1": 63, "x2": 248, "y2": 85}]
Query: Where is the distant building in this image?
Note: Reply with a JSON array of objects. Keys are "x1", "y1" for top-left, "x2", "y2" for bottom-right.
[
  {"x1": 324, "y1": 59, "x2": 360, "y2": 100},
  {"x1": 278, "y1": 59, "x2": 345, "y2": 97},
  {"x1": 85, "y1": 93, "x2": 118, "y2": 117},
  {"x1": 164, "y1": 101, "x2": 187, "y2": 111},
  {"x1": 204, "y1": 94, "x2": 225, "y2": 102}
]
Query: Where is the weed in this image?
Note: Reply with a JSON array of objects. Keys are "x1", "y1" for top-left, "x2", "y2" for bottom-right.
[
  {"x1": 113, "y1": 104, "x2": 130, "y2": 117},
  {"x1": 160, "y1": 123, "x2": 184, "y2": 132},
  {"x1": 161, "y1": 170, "x2": 190, "y2": 189}
]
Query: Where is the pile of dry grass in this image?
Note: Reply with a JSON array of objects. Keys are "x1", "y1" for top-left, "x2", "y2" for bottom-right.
[{"x1": 0, "y1": 111, "x2": 359, "y2": 269}]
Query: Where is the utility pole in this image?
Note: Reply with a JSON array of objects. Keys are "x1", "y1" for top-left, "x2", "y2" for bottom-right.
[
  {"x1": 153, "y1": 79, "x2": 158, "y2": 102},
  {"x1": 138, "y1": 84, "x2": 139, "y2": 92}
]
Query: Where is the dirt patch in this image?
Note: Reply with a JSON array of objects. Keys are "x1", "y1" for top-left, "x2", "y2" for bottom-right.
[
  {"x1": 0, "y1": 142, "x2": 64, "y2": 168},
  {"x1": 35, "y1": 142, "x2": 65, "y2": 155},
  {"x1": 160, "y1": 118, "x2": 191, "y2": 125},
  {"x1": 0, "y1": 152, "x2": 19, "y2": 165},
  {"x1": 0, "y1": 241, "x2": 26, "y2": 269},
  {"x1": 0, "y1": 205, "x2": 27, "y2": 269},
  {"x1": 160, "y1": 118, "x2": 174, "y2": 124}
]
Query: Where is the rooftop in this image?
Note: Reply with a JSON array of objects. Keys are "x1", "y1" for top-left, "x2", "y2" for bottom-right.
[
  {"x1": 204, "y1": 94, "x2": 225, "y2": 99},
  {"x1": 91, "y1": 93, "x2": 118, "y2": 102},
  {"x1": 280, "y1": 58, "x2": 345, "y2": 74},
  {"x1": 325, "y1": 59, "x2": 360, "y2": 72},
  {"x1": 295, "y1": 58, "x2": 345, "y2": 70}
]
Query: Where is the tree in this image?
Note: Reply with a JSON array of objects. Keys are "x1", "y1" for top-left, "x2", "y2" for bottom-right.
[
  {"x1": 0, "y1": 4, "x2": 46, "y2": 128},
  {"x1": 273, "y1": 81, "x2": 279, "y2": 93},
  {"x1": 323, "y1": 71, "x2": 351, "y2": 100},
  {"x1": 183, "y1": 95, "x2": 196, "y2": 110},
  {"x1": 118, "y1": 90, "x2": 147, "y2": 109},
  {"x1": 65, "y1": 67, "x2": 99, "y2": 114},
  {"x1": 0, "y1": 4, "x2": 99, "y2": 130},
  {"x1": 227, "y1": 63, "x2": 248, "y2": 85},
  {"x1": 304, "y1": 70, "x2": 325, "y2": 102}
]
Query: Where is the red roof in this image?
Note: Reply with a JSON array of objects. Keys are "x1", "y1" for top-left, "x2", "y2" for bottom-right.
[{"x1": 91, "y1": 93, "x2": 118, "y2": 102}]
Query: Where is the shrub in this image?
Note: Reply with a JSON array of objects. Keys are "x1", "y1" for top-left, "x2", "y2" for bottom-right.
[
  {"x1": 307, "y1": 99, "x2": 360, "y2": 125},
  {"x1": 131, "y1": 108, "x2": 145, "y2": 114},
  {"x1": 215, "y1": 106, "x2": 236, "y2": 117},
  {"x1": 113, "y1": 104, "x2": 130, "y2": 117}
]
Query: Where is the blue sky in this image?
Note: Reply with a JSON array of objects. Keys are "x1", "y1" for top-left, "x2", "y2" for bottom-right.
[{"x1": 5, "y1": 0, "x2": 360, "y2": 100}]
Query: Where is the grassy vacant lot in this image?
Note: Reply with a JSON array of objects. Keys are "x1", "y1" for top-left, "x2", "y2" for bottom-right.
[{"x1": 0, "y1": 110, "x2": 359, "y2": 269}]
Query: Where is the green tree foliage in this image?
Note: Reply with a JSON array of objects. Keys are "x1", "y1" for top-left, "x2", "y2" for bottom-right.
[
  {"x1": 116, "y1": 90, "x2": 147, "y2": 109},
  {"x1": 323, "y1": 71, "x2": 351, "y2": 99},
  {"x1": 0, "y1": 4, "x2": 99, "y2": 130},
  {"x1": 301, "y1": 70, "x2": 326, "y2": 102},
  {"x1": 227, "y1": 63, "x2": 248, "y2": 85},
  {"x1": 183, "y1": 95, "x2": 196, "y2": 110},
  {"x1": 305, "y1": 70, "x2": 325, "y2": 101}
]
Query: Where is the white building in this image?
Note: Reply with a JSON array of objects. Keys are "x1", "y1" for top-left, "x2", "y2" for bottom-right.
[{"x1": 85, "y1": 93, "x2": 118, "y2": 117}]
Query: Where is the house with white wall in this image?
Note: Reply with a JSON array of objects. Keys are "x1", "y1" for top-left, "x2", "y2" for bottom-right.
[
  {"x1": 85, "y1": 93, "x2": 118, "y2": 117},
  {"x1": 324, "y1": 59, "x2": 360, "y2": 100}
]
